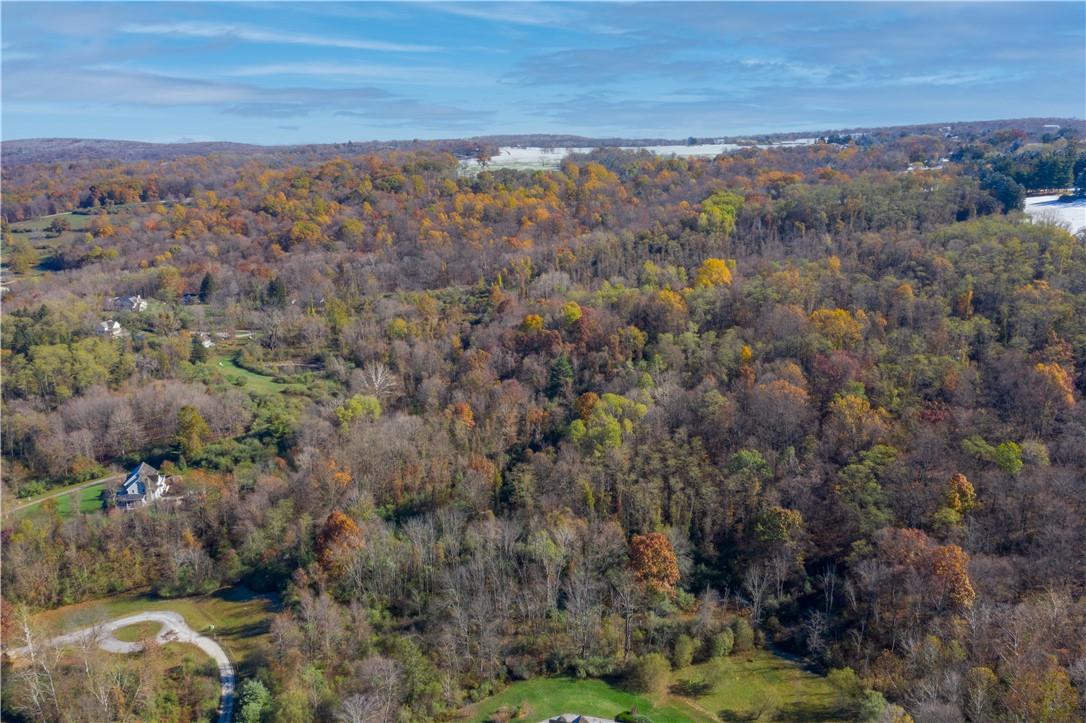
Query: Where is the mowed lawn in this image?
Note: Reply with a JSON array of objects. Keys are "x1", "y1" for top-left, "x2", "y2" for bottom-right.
[
  {"x1": 32, "y1": 586, "x2": 280, "y2": 676},
  {"x1": 465, "y1": 650, "x2": 848, "y2": 723},
  {"x1": 113, "y1": 620, "x2": 164, "y2": 643},
  {"x1": 210, "y1": 353, "x2": 304, "y2": 396},
  {"x1": 465, "y1": 677, "x2": 702, "y2": 723},
  {"x1": 9, "y1": 479, "x2": 113, "y2": 523},
  {"x1": 53, "y1": 481, "x2": 109, "y2": 516},
  {"x1": 678, "y1": 653, "x2": 846, "y2": 722}
]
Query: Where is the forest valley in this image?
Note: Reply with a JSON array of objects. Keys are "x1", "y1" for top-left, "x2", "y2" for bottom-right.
[{"x1": 1, "y1": 119, "x2": 1085, "y2": 722}]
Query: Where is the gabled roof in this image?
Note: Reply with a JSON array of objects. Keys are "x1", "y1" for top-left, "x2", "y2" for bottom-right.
[
  {"x1": 118, "y1": 462, "x2": 164, "y2": 500},
  {"x1": 120, "y1": 458, "x2": 160, "y2": 492},
  {"x1": 129, "y1": 461, "x2": 159, "y2": 482}
]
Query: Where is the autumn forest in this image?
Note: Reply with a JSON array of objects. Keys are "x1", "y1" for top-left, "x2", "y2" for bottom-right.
[{"x1": 1, "y1": 118, "x2": 1085, "y2": 723}]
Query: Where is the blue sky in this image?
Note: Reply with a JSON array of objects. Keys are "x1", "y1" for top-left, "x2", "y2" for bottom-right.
[{"x1": 2, "y1": 2, "x2": 1083, "y2": 144}]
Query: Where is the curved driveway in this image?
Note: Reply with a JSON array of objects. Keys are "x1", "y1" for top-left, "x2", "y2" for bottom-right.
[{"x1": 6, "y1": 611, "x2": 234, "y2": 723}]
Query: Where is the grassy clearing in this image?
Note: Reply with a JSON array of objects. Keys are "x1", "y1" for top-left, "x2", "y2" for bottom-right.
[
  {"x1": 464, "y1": 650, "x2": 847, "y2": 723},
  {"x1": 54, "y1": 481, "x2": 109, "y2": 516},
  {"x1": 113, "y1": 621, "x2": 164, "y2": 642},
  {"x1": 209, "y1": 353, "x2": 306, "y2": 396},
  {"x1": 5, "y1": 213, "x2": 94, "y2": 277},
  {"x1": 465, "y1": 677, "x2": 701, "y2": 723},
  {"x1": 13, "y1": 476, "x2": 114, "y2": 508},
  {"x1": 34, "y1": 586, "x2": 280, "y2": 677},
  {"x1": 676, "y1": 652, "x2": 845, "y2": 722},
  {"x1": 9, "y1": 479, "x2": 114, "y2": 524},
  {"x1": 9, "y1": 211, "x2": 94, "y2": 232},
  {"x1": 156, "y1": 642, "x2": 222, "y2": 719}
]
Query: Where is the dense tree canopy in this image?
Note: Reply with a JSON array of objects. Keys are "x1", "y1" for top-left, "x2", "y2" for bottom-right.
[{"x1": 2, "y1": 123, "x2": 1084, "y2": 722}]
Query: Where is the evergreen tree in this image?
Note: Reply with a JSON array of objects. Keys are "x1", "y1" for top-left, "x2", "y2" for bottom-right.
[
  {"x1": 198, "y1": 272, "x2": 216, "y2": 303},
  {"x1": 266, "y1": 276, "x2": 287, "y2": 307},
  {"x1": 547, "y1": 354, "x2": 574, "y2": 398},
  {"x1": 190, "y1": 335, "x2": 208, "y2": 364}
]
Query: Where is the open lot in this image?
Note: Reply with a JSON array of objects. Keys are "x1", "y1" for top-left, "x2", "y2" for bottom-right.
[
  {"x1": 1024, "y1": 195, "x2": 1086, "y2": 233},
  {"x1": 31, "y1": 585, "x2": 280, "y2": 677},
  {"x1": 465, "y1": 676, "x2": 699, "y2": 723},
  {"x1": 464, "y1": 650, "x2": 846, "y2": 723},
  {"x1": 8, "y1": 476, "x2": 118, "y2": 522}
]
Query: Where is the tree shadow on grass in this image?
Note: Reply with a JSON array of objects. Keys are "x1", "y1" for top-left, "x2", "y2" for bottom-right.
[
  {"x1": 718, "y1": 701, "x2": 844, "y2": 723},
  {"x1": 669, "y1": 678, "x2": 714, "y2": 697},
  {"x1": 768, "y1": 701, "x2": 847, "y2": 722}
]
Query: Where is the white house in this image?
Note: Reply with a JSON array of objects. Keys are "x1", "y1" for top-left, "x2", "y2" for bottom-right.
[
  {"x1": 96, "y1": 320, "x2": 123, "y2": 337},
  {"x1": 107, "y1": 295, "x2": 148, "y2": 312},
  {"x1": 114, "y1": 462, "x2": 169, "y2": 510}
]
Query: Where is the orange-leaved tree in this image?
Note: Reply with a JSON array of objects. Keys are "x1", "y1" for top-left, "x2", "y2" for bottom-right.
[
  {"x1": 629, "y1": 532, "x2": 680, "y2": 593},
  {"x1": 316, "y1": 510, "x2": 363, "y2": 580}
]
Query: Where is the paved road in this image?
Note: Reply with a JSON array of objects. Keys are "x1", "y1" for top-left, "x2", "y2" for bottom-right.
[
  {"x1": 10, "y1": 473, "x2": 122, "y2": 512},
  {"x1": 6, "y1": 611, "x2": 234, "y2": 723}
]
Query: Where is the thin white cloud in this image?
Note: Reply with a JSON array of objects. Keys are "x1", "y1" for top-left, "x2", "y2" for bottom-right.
[
  {"x1": 224, "y1": 62, "x2": 473, "y2": 85},
  {"x1": 892, "y1": 70, "x2": 1015, "y2": 87},
  {"x1": 431, "y1": 2, "x2": 626, "y2": 35},
  {"x1": 119, "y1": 22, "x2": 439, "y2": 53}
]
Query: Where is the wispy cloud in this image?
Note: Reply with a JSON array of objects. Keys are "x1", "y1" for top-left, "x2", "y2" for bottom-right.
[
  {"x1": 223, "y1": 62, "x2": 481, "y2": 86},
  {"x1": 3, "y1": 65, "x2": 488, "y2": 127},
  {"x1": 1, "y1": 1, "x2": 1081, "y2": 143},
  {"x1": 890, "y1": 70, "x2": 1017, "y2": 87},
  {"x1": 119, "y1": 22, "x2": 439, "y2": 53},
  {"x1": 431, "y1": 2, "x2": 623, "y2": 34}
]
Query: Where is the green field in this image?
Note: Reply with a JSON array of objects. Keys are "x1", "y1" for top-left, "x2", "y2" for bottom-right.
[
  {"x1": 54, "y1": 481, "x2": 109, "y2": 516},
  {"x1": 465, "y1": 650, "x2": 848, "y2": 723},
  {"x1": 9, "y1": 211, "x2": 94, "y2": 233},
  {"x1": 113, "y1": 620, "x2": 164, "y2": 642},
  {"x1": 5, "y1": 212, "x2": 94, "y2": 277},
  {"x1": 466, "y1": 677, "x2": 701, "y2": 723},
  {"x1": 9, "y1": 478, "x2": 114, "y2": 523},
  {"x1": 34, "y1": 586, "x2": 280, "y2": 676},
  {"x1": 677, "y1": 654, "x2": 845, "y2": 722},
  {"x1": 210, "y1": 353, "x2": 305, "y2": 396}
]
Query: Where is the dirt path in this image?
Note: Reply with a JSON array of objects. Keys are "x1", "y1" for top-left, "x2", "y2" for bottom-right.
[{"x1": 6, "y1": 611, "x2": 235, "y2": 723}]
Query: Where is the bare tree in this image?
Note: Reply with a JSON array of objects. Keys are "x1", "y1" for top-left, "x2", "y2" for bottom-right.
[
  {"x1": 819, "y1": 564, "x2": 838, "y2": 617},
  {"x1": 352, "y1": 361, "x2": 399, "y2": 401},
  {"x1": 564, "y1": 565, "x2": 602, "y2": 658},
  {"x1": 359, "y1": 655, "x2": 402, "y2": 723},
  {"x1": 336, "y1": 693, "x2": 383, "y2": 723},
  {"x1": 741, "y1": 563, "x2": 772, "y2": 625},
  {"x1": 11, "y1": 607, "x2": 62, "y2": 721},
  {"x1": 803, "y1": 610, "x2": 829, "y2": 658},
  {"x1": 610, "y1": 569, "x2": 642, "y2": 661}
]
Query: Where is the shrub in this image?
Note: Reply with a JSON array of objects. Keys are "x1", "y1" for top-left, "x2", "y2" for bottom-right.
[
  {"x1": 627, "y1": 652, "x2": 671, "y2": 696},
  {"x1": 858, "y1": 689, "x2": 888, "y2": 721},
  {"x1": 18, "y1": 481, "x2": 46, "y2": 499},
  {"x1": 708, "y1": 629, "x2": 734, "y2": 658},
  {"x1": 673, "y1": 634, "x2": 696, "y2": 668},
  {"x1": 237, "y1": 679, "x2": 270, "y2": 723},
  {"x1": 827, "y1": 667, "x2": 864, "y2": 710},
  {"x1": 732, "y1": 618, "x2": 755, "y2": 652}
]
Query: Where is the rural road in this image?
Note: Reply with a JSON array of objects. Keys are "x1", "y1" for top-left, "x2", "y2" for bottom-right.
[
  {"x1": 6, "y1": 611, "x2": 235, "y2": 723},
  {"x1": 9, "y1": 473, "x2": 122, "y2": 512}
]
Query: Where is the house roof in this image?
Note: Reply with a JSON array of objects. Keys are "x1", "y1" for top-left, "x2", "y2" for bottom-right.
[
  {"x1": 117, "y1": 462, "x2": 164, "y2": 499},
  {"x1": 129, "y1": 461, "x2": 159, "y2": 481}
]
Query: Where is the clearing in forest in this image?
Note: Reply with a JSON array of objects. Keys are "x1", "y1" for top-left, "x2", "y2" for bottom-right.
[{"x1": 465, "y1": 650, "x2": 847, "y2": 723}]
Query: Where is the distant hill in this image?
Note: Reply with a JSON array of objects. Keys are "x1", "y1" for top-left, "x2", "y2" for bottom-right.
[
  {"x1": 2, "y1": 118, "x2": 1082, "y2": 166},
  {"x1": 0, "y1": 138, "x2": 308, "y2": 165}
]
